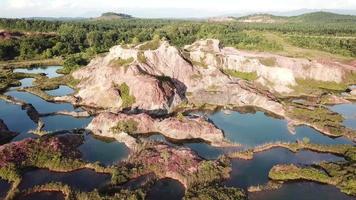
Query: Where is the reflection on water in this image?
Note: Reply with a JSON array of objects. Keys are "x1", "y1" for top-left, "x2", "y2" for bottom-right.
[
  {"x1": 5, "y1": 91, "x2": 75, "y2": 113},
  {"x1": 146, "y1": 178, "x2": 185, "y2": 200},
  {"x1": 20, "y1": 192, "x2": 65, "y2": 200},
  {"x1": 13, "y1": 66, "x2": 62, "y2": 78},
  {"x1": 0, "y1": 179, "x2": 10, "y2": 199},
  {"x1": 224, "y1": 148, "x2": 344, "y2": 189},
  {"x1": 0, "y1": 100, "x2": 37, "y2": 137},
  {"x1": 79, "y1": 134, "x2": 130, "y2": 165},
  {"x1": 206, "y1": 110, "x2": 353, "y2": 148},
  {"x1": 146, "y1": 134, "x2": 232, "y2": 160},
  {"x1": 249, "y1": 182, "x2": 354, "y2": 200},
  {"x1": 46, "y1": 86, "x2": 74, "y2": 96},
  {"x1": 330, "y1": 104, "x2": 356, "y2": 130},
  {"x1": 19, "y1": 168, "x2": 111, "y2": 192},
  {"x1": 42, "y1": 115, "x2": 92, "y2": 132}
]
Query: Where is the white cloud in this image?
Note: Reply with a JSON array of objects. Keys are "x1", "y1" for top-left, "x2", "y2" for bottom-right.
[{"x1": 0, "y1": 0, "x2": 355, "y2": 18}]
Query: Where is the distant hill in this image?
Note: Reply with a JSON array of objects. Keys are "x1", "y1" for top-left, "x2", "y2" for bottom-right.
[
  {"x1": 94, "y1": 12, "x2": 133, "y2": 21},
  {"x1": 237, "y1": 14, "x2": 288, "y2": 23},
  {"x1": 227, "y1": 11, "x2": 356, "y2": 24},
  {"x1": 208, "y1": 16, "x2": 236, "y2": 22},
  {"x1": 291, "y1": 11, "x2": 356, "y2": 23}
]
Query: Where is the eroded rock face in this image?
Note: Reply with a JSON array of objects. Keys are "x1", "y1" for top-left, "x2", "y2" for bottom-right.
[
  {"x1": 185, "y1": 39, "x2": 353, "y2": 93},
  {"x1": 188, "y1": 82, "x2": 285, "y2": 115},
  {"x1": 71, "y1": 39, "x2": 287, "y2": 115},
  {"x1": 87, "y1": 112, "x2": 226, "y2": 147}
]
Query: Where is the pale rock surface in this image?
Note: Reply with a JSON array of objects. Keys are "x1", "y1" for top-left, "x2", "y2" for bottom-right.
[{"x1": 87, "y1": 112, "x2": 227, "y2": 147}]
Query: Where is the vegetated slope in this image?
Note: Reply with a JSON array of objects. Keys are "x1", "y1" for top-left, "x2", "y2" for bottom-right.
[
  {"x1": 237, "y1": 14, "x2": 288, "y2": 23},
  {"x1": 237, "y1": 12, "x2": 356, "y2": 24},
  {"x1": 94, "y1": 12, "x2": 133, "y2": 21},
  {"x1": 291, "y1": 11, "x2": 356, "y2": 23}
]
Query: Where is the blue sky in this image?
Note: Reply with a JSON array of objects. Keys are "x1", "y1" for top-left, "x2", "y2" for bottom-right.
[{"x1": 0, "y1": 0, "x2": 356, "y2": 18}]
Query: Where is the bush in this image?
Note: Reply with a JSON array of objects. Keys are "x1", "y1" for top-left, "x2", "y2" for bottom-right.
[
  {"x1": 118, "y1": 82, "x2": 136, "y2": 108},
  {"x1": 61, "y1": 54, "x2": 88, "y2": 74},
  {"x1": 110, "y1": 119, "x2": 138, "y2": 134}
]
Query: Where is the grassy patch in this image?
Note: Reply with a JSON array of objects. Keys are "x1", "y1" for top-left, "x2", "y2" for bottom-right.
[
  {"x1": 117, "y1": 82, "x2": 136, "y2": 108},
  {"x1": 269, "y1": 162, "x2": 356, "y2": 196},
  {"x1": 137, "y1": 52, "x2": 147, "y2": 63},
  {"x1": 184, "y1": 184, "x2": 246, "y2": 200},
  {"x1": 294, "y1": 78, "x2": 348, "y2": 93},
  {"x1": 287, "y1": 106, "x2": 346, "y2": 136},
  {"x1": 269, "y1": 164, "x2": 332, "y2": 184},
  {"x1": 110, "y1": 57, "x2": 134, "y2": 68},
  {"x1": 258, "y1": 57, "x2": 277, "y2": 66},
  {"x1": 138, "y1": 39, "x2": 161, "y2": 51},
  {"x1": 110, "y1": 119, "x2": 138, "y2": 134},
  {"x1": 222, "y1": 69, "x2": 258, "y2": 81}
]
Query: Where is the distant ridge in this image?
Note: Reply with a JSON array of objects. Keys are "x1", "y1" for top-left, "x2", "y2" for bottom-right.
[
  {"x1": 208, "y1": 11, "x2": 356, "y2": 23},
  {"x1": 93, "y1": 12, "x2": 133, "y2": 21}
]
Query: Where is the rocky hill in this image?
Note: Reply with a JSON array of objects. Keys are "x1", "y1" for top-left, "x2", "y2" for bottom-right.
[{"x1": 60, "y1": 39, "x2": 355, "y2": 117}]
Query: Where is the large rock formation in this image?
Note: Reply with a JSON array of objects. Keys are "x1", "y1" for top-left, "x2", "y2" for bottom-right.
[
  {"x1": 68, "y1": 39, "x2": 354, "y2": 115},
  {"x1": 87, "y1": 112, "x2": 228, "y2": 147},
  {"x1": 69, "y1": 39, "x2": 287, "y2": 115},
  {"x1": 185, "y1": 39, "x2": 352, "y2": 93}
]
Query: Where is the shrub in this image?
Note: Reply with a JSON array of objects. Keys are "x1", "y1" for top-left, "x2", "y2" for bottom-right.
[
  {"x1": 110, "y1": 119, "x2": 138, "y2": 134},
  {"x1": 118, "y1": 82, "x2": 136, "y2": 108},
  {"x1": 110, "y1": 57, "x2": 134, "y2": 67}
]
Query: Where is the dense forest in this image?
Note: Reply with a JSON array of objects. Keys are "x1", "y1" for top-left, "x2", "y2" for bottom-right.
[{"x1": 0, "y1": 11, "x2": 355, "y2": 64}]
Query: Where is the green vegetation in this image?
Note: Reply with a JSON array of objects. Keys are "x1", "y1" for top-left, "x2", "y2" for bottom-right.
[
  {"x1": 110, "y1": 119, "x2": 138, "y2": 134},
  {"x1": 61, "y1": 54, "x2": 88, "y2": 74},
  {"x1": 286, "y1": 106, "x2": 355, "y2": 138},
  {"x1": 1, "y1": 11, "x2": 355, "y2": 65},
  {"x1": 222, "y1": 69, "x2": 258, "y2": 81},
  {"x1": 269, "y1": 162, "x2": 356, "y2": 196},
  {"x1": 228, "y1": 141, "x2": 355, "y2": 160},
  {"x1": 117, "y1": 82, "x2": 136, "y2": 108},
  {"x1": 293, "y1": 79, "x2": 348, "y2": 94},
  {"x1": 110, "y1": 57, "x2": 134, "y2": 68},
  {"x1": 138, "y1": 35, "x2": 161, "y2": 50},
  {"x1": 258, "y1": 57, "x2": 277, "y2": 66},
  {"x1": 137, "y1": 52, "x2": 147, "y2": 63},
  {"x1": 184, "y1": 185, "x2": 246, "y2": 200}
]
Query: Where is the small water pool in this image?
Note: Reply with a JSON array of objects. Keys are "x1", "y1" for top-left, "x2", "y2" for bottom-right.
[
  {"x1": 13, "y1": 66, "x2": 63, "y2": 78},
  {"x1": 41, "y1": 115, "x2": 92, "y2": 132},
  {"x1": 0, "y1": 179, "x2": 10, "y2": 199},
  {"x1": 249, "y1": 182, "x2": 354, "y2": 200},
  {"x1": 146, "y1": 178, "x2": 185, "y2": 200},
  {"x1": 330, "y1": 104, "x2": 356, "y2": 130},
  {"x1": 19, "y1": 168, "x2": 111, "y2": 192},
  {"x1": 79, "y1": 134, "x2": 130, "y2": 165},
  {"x1": 20, "y1": 192, "x2": 65, "y2": 200},
  {"x1": 46, "y1": 86, "x2": 74, "y2": 96},
  {"x1": 224, "y1": 148, "x2": 344, "y2": 189},
  {"x1": 5, "y1": 91, "x2": 75, "y2": 113},
  {"x1": 0, "y1": 100, "x2": 37, "y2": 137},
  {"x1": 206, "y1": 110, "x2": 353, "y2": 148}
]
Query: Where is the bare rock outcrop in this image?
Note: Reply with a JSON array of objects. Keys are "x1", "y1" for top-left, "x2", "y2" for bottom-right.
[
  {"x1": 87, "y1": 112, "x2": 227, "y2": 147},
  {"x1": 72, "y1": 48, "x2": 183, "y2": 114},
  {"x1": 70, "y1": 39, "x2": 286, "y2": 115},
  {"x1": 185, "y1": 39, "x2": 353, "y2": 93}
]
